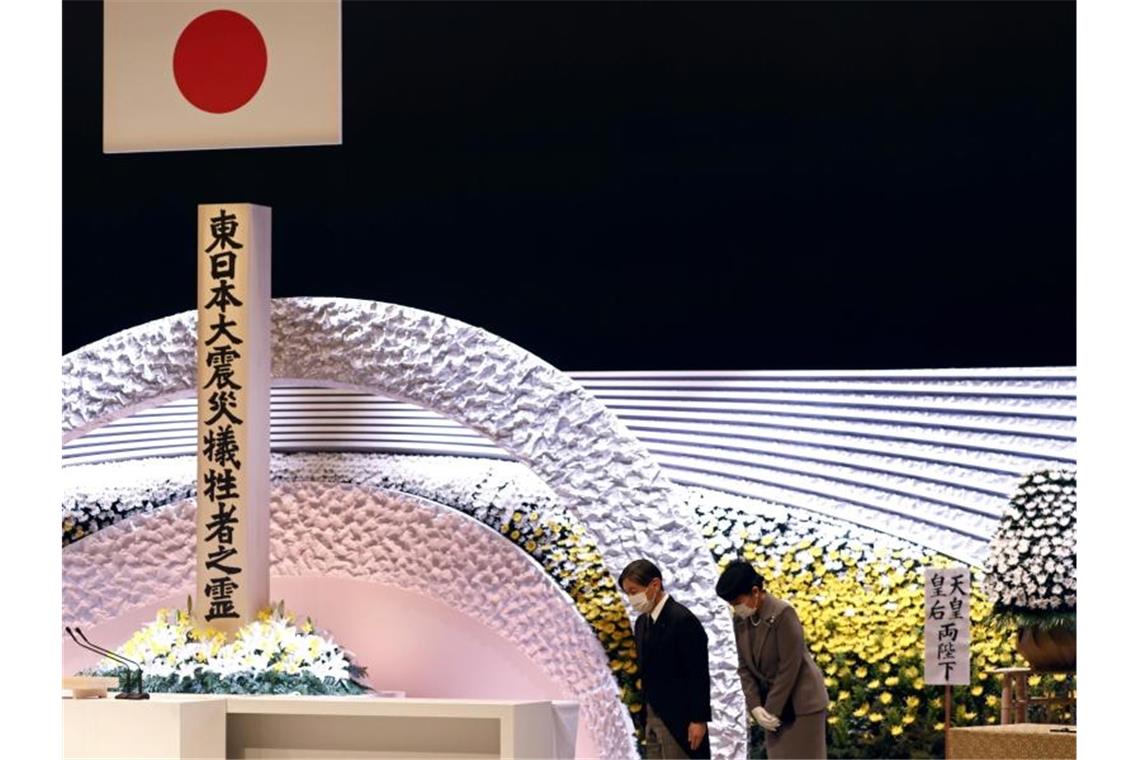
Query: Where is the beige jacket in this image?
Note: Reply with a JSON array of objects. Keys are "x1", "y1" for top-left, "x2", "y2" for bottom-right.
[{"x1": 734, "y1": 593, "x2": 830, "y2": 718}]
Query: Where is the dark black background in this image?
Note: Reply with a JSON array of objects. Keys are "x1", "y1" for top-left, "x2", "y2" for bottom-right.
[{"x1": 63, "y1": 1, "x2": 1075, "y2": 369}]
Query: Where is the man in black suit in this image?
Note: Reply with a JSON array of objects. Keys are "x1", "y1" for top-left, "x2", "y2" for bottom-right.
[{"x1": 620, "y1": 559, "x2": 712, "y2": 759}]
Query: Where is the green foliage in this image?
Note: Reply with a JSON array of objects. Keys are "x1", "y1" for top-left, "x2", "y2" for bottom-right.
[
  {"x1": 988, "y1": 608, "x2": 1076, "y2": 632},
  {"x1": 101, "y1": 664, "x2": 370, "y2": 696}
]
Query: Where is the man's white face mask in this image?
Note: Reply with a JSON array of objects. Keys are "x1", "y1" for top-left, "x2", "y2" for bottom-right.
[
  {"x1": 627, "y1": 580, "x2": 659, "y2": 614},
  {"x1": 629, "y1": 592, "x2": 654, "y2": 614}
]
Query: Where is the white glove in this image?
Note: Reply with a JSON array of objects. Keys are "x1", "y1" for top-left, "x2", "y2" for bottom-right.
[{"x1": 752, "y1": 706, "x2": 781, "y2": 732}]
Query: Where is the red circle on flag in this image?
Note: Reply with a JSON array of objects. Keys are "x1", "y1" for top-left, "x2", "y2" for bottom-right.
[{"x1": 173, "y1": 10, "x2": 268, "y2": 114}]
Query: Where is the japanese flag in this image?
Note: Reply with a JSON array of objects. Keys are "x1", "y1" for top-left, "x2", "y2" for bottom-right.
[{"x1": 103, "y1": 1, "x2": 341, "y2": 153}]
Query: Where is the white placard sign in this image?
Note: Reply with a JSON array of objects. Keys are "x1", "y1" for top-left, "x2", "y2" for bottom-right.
[{"x1": 924, "y1": 566, "x2": 971, "y2": 685}]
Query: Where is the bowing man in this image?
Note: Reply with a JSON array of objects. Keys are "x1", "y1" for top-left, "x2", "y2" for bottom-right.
[{"x1": 620, "y1": 558, "x2": 712, "y2": 759}]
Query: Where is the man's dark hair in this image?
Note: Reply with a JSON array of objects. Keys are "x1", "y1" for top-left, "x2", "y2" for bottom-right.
[
  {"x1": 716, "y1": 559, "x2": 765, "y2": 601},
  {"x1": 619, "y1": 558, "x2": 663, "y2": 588}
]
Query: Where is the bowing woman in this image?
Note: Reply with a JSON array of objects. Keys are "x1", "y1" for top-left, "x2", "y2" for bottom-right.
[
  {"x1": 716, "y1": 559, "x2": 829, "y2": 759},
  {"x1": 620, "y1": 558, "x2": 712, "y2": 759}
]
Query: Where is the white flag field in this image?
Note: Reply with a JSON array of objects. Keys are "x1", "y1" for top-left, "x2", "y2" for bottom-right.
[{"x1": 103, "y1": 0, "x2": 341, "y2": 153}]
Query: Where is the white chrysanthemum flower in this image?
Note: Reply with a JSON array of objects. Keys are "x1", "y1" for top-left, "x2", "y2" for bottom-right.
[
  {"x1": 144, "y1": 661, "x2": 175, "y2": 678},
  {"x1": 983, "y1": 469, "x2": 1076, "y2": 613}
]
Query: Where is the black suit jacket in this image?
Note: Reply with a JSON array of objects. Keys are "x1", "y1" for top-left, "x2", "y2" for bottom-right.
[{"x1": 633, "y1": 596, "x2": 713, "y2": 759}]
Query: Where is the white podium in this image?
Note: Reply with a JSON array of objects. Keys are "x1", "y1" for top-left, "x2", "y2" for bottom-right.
[{"x1": 63, "y1": 694, "x2": 579, "y2": 759}]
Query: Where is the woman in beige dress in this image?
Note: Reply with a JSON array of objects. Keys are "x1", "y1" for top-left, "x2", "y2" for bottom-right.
[{"x1": 716, "y1": 559, "x2": 830, "y2": 759}]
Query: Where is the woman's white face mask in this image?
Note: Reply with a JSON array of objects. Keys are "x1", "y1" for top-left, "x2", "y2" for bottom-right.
[{"x1": 732, "y1": 589, "x2": 760, "y2": 618}]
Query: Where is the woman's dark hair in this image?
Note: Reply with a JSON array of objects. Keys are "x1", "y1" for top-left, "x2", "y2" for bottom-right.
[
  {"x1": 619, "y1": 558, "x2": 663, "y2": 588},
  {"x1": 716, "y1": 559, "x2": 765, "y2": 601}
]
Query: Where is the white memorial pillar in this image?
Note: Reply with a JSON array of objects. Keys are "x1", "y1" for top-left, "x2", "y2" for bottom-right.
[{"x1": 195, "y1": 203, "x2": 271, "y2": 636}]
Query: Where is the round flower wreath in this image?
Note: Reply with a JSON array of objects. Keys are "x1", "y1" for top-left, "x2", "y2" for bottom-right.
[{"x1": 982, "y1": 469, "x2": 1076, "y2": 629}]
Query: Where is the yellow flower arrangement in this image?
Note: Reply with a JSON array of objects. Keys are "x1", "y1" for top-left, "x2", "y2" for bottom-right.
[{"x1": 688, "y1": 499, "x2": 1058, "y2": 757}]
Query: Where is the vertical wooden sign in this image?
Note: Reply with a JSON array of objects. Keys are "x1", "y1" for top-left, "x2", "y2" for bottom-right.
[
  {"x1": 196, "y1": 203, "x2": 271, "y2": 637},
  {"x1": 925, "y1": 565, "x2": 971, "y2": 755},
  {"x1": 924, "y1": 566, "x2": 971, "y2": 686}
]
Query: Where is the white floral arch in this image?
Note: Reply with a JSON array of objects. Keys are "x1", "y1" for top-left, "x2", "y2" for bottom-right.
[{"x1": 62, "y1": 297, "x2": 746, "y2": 758}]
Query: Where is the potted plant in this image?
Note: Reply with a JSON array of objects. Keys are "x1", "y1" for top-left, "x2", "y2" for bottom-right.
[{"x1": 983, "y1": 469, "x2": 1076, "y2": 670}]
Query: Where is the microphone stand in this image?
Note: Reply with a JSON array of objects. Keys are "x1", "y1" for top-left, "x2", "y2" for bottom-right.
[
  {"x1": 75, "y1": 628, "x2": 150, "y2": 700},
  {"x1": 65, "y1": 627, "x2": 149, "y2": 700}
]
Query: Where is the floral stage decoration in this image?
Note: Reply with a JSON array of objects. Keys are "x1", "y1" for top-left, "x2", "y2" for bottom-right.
[
  {"x1": 983, "y1": 469, "x2": 1076, "y2": 630},
  {"x1": 494, "y1": 484, "x2": 1076, "y2": 758},
  {"x1": 86, "y1": 600, "x2": 369, "y2": 696},
  {"x1": 64, "y1": 454, "x2": 1076, "y2": 757}
]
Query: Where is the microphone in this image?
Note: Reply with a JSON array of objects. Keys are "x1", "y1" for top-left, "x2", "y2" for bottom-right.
[
  {"x1": 65, "y1": 627, "x2": 149, "y2": 700},
  {"x1": 75, "y1": 628, "x2": 150, "y2": 701},
  {"x1": 65, "y1": 627, "x2": 138, "y2": 699}
]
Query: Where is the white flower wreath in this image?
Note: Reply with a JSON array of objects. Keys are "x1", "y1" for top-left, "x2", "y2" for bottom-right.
[{"x1": 982, "y1": 469, "x2": 1076, "y2": 626}]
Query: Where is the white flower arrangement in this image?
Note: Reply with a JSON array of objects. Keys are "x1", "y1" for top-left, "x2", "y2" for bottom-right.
[
  {"x1": 982, "y1": 469, "x2": 1076, "y2": 628},
  {"x1": 88, "y1": 600, "x2": 368, "y2": 695}
]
